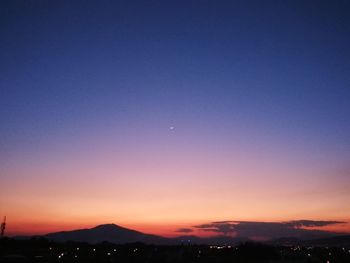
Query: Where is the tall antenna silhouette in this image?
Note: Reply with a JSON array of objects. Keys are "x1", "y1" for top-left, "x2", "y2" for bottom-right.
[{"x1": 1, "y1": 216, "x2": 6, "y2": 237}]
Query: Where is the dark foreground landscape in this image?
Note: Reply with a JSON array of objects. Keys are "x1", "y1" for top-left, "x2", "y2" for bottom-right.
[{"x1": 1, "y1": 237, "x2": 350, "y2": 263}]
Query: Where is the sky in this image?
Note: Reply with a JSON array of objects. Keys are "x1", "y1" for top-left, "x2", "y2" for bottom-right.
[{"x1": 1, "y1": 0, "x2": 350, "y2": 238}]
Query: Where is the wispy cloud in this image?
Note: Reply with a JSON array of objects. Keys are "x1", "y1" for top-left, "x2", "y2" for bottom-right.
[
  {"x1": 175, "y1": 228, "x2": 194, "y2": 233},
  {"x1": 286, "y1": 220, "x2": 343, "y2": 228},
  {"x1": 193, "y1": 220, "x2": 345, "y2": 240}
]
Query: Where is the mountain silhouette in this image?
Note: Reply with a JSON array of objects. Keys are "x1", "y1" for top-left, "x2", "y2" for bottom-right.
[
  {"x1": 42, "y1": 224, "x2": 348, "y2": 246},
  {"x1": 44, "y1": 224, "x2": 248, "y2": 245},
  {"x1": 45, "y1": 224, "x2": 169, "y2": 244}
]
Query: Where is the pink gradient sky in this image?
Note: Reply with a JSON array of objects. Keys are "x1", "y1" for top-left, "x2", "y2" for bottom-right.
[{"x1": 2, "y1": 126, "x2": 350, "y2": 236}]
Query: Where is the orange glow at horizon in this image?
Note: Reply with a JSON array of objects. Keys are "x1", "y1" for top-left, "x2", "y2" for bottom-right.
[
  {"x1": 2, "y1": 117, "x2": 350, "y2": 238},
  {"x1": 5, "y1": 218, "x2": 350, "y2": 238}
]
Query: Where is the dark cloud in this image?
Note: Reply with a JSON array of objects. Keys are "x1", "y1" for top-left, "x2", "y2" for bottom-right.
[
  {"x1": 195, "y1": 222, "x2": 235, "y2": 234},
  {"x1": 193, "y1": 220, "x2": 345, "y2": 240},
  {"x1": 175, "y1": 228, "x2": 194, "y2": 233},
  {"x1": 286, "y1": 220, "x2": 344, "y2": 228}
]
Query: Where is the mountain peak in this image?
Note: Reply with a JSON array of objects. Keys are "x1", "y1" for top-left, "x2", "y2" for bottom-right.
[
  {"x1": 91, "y1": 223, "x2": 138, "y2": 232},
  {"x1": 45, "y1": 223, "x2": 168, "y2": 244},
  {"x1": 93, "y1": 223, "x2": 119, "y2": 229}
]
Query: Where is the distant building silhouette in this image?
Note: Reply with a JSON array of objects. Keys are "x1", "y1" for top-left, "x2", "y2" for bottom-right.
[{"x1": 1, "y1": 216, "x2": 6, "y2": 237}]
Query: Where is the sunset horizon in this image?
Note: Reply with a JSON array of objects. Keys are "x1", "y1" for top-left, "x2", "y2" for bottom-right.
[
  {"x1": 6, "y1": 219, "x2": 350, "y2": 240},
  {"x1": 1, "y1": 0, "x2": 349, "y2": 248}
]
